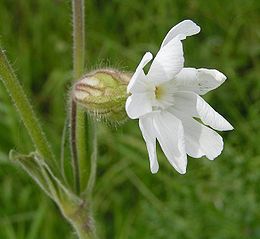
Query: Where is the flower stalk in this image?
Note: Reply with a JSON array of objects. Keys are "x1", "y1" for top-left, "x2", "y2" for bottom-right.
[
  {"x1": 71, "y1": 0, "x2": 98, "y2": 238},
  {"x1": 71, "y1": 0, "x2": 88, "y2": 194},
  {"x1": 86, "y1": 120, "x2": 97, "y2": 198}
]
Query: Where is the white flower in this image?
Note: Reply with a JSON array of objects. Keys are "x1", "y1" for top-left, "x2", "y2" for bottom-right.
[{"x1": 125, "y1": 20, "x2": 233, "y2": 174}]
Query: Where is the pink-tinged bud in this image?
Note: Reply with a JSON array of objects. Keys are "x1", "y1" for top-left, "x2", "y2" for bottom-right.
[{"x1": 73, "y1": 69, "x2": 130, "y2": 124}]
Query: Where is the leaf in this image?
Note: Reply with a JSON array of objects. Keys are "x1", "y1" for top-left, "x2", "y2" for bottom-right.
[
  {"x1": 9, "y1": 150, "x2": 81, "y2": 209},
  {"x1": 9, "y1": 150, "x2": 54, "y2": 200}
]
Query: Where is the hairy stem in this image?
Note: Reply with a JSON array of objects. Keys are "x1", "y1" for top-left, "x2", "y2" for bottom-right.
[
  {"x1": 63, "y1": 202, "x2": 97, "y2": 239},
  {"x1": 73, "y1": 223, "x2": 97, "y2": 239},
  {"x1": 86, "y1": 121, "x2": 97, "y2": 198},
  {"x1": 60, "y1": 112, "x2": 69, "y2": 186},
  {"x1": 71, "y1": 100, "x2": 80, "y2": 193},
  {"x1": 71, "y1": 0, "x2": 87, "y2": 193},
  {"x1": 71, "y1": 1, "x2": 98, "y2": 237},
  {"x1": 72, "y1": 0, "x2": 85, "y2": 78},
  {"x1": 0, "y1": 48, "x2": 55, "y2": 167}
]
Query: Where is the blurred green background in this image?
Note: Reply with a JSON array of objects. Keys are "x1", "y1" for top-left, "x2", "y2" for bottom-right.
[{"x1": 0, "y1": 0, "x2": 259, "y2": 238}]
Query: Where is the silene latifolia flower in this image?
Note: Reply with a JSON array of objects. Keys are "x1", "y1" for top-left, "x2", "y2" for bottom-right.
[{"x1": 125, "y1": 20, "x2": 233, "y2": 174}]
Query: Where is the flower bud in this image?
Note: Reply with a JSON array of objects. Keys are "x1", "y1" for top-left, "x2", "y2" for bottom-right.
[{"x1": 73, "y1": 69, "x2": 130, "y2": 124}]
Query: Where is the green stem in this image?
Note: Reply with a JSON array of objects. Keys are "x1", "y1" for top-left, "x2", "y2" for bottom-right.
[
  {"x1": 61, "y1": 199, "x2": 97, "y2": 239},
  {"x1": 70, "y1": 100, "x2": 80, "y2": 193},
  {"x1": 77, "y1": 106, "x2": 89, "y2": 192},
  {"x1": 0, "y1": 48, "x2": 55, "y2": 167},
  {"x1": 72, "y1": 0, "x2": 85, "y2": 78},
  {"x1": 60, "y1": 112, "x2": 69, "y2": 186},
  {"x1": 71, "y1": 1, "x2": 98, "y2": 237},
  {"x1": 71, "y1": 0, "x2": 87, "y2": 193},
  {"x1": 74, "y1": 224, "x2": 97, "y2": 239},
  {"x1": 86, "y1": 121, "x2": 97, "y2": 198}
]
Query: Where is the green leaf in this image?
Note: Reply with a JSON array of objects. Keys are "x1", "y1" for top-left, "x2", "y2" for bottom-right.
[
  {"x1": 9, "y1": 150, "x2": 80, "y2": 207},
  {"x1": 9, "y1": 149, "x2": 96, "y2": 238}
]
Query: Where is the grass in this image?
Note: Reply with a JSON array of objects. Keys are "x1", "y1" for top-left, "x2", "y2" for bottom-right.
[{"x1": 0, "y1": 0, "x2": 260, "y2": 238}]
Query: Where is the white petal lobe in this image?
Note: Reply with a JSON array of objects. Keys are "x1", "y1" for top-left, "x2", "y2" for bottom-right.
[
  {"x1": 139, "y1": 117, "x2": 159, "y2": 173},
  {"x1": 125, "y1": 93, "x2": 153, "y2": 119},
  {"x1": 173, "y1": 92, "x2": 233, "y2": 131},
  {"x1": 153, "y1": 111, "x2": 187, "y2": 174},
  {"x1": 127, "y1": 52, "x2": 153, "y2": 93},
  {"x1": 175, "y1": 68, "x2": 227, "y2": 95},
  {"x1": 196, "y1": 95, "x2": 233, "y2": 131},
  {"x1": 161, "y1": 20, "x2": 201, "y2": 47},
  {"x1": 182, "y1": 117, "x2": 224, "y2": 160},
  {"x1": 148, "y1": 38, "x2": 184, "y2": 84}
]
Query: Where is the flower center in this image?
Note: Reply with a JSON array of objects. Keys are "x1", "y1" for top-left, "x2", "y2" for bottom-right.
[
  {"x1": 153, "y1": 83, "x2": 176, "y2": 110},
  {"x1": 155, "y1": 86, "x2": 164, "y2": 100}
]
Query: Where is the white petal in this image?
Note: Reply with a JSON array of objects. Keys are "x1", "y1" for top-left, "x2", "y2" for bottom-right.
[
  {"x1": 147, "y1": 38, "x2": 184, "y2": 84},
  {"x1": 152, "y1": 111, "x2": 187, "y2": 174},
  {"x1": 161, "y1": 20, "x2": 201, "y2": 48},
  {"x1": 139, "y1": 117, "x2": 159, "y2": 173},
  {"x1": 175, "y1": 68, "x2": 227, "y2": 95},
  {"x1": 127, "y1": 52, "x2": 153, "y2": 93},
  {"x1": 173, "y1": 92, "x2": 233, "y2": 131},
  {"x1": 196, "y1": 95, "x2": 233, "y2": 131},
  {"x1": 181, "y1": 117, "x2": 224, "y2": 160},
  {"x1": 125, "y1": 93, "x2": 153, "y2": 119}
]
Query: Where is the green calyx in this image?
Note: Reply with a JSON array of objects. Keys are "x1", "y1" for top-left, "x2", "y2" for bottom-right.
[{"x1": 73, "y1": 69, "x2": 130, "y2": 124}]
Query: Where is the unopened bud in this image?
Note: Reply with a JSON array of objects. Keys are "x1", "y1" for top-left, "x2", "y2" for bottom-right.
[{"x1": 73, "y1": 69, "x2": 130, "y2": 124}]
